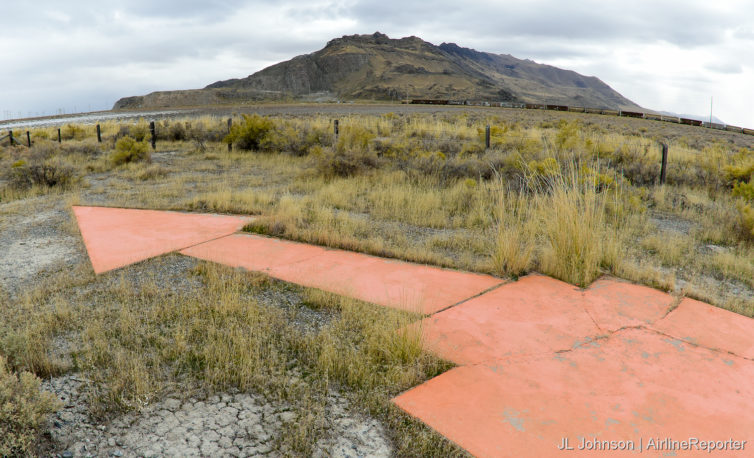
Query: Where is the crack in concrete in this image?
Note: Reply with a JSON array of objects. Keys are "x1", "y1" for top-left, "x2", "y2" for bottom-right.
[
  {"x1": 642, "y1": 327, "x2": 754, "y2": 363},
  {"x1": 428, "y1": 280, "x2": 508, "y2": 317},
  {"x1": 464, "y1": 322, "x2": 754, "y2": 368},
  {"x1": 656, "y1": 295, "x2": 685, "y2": 322}
]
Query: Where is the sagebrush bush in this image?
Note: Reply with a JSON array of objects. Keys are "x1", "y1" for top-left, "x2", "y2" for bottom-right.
[
  {"x1": 736, "y1": 201, "x2": 754, "y2": 240},
  {"x1": 7, "y1": 161, "x2": 76, "y2": 190},
  {"x1": 61, "y1": 124, "x2": 86, "y2": 140},
  {"x1": 225, "y1": 114, "x2": 275, "y2": 151},
  {"x1": 129, "y1": 123, "x2": 150, "y2": 142},
  {"x1": 167, "y1": 122, "x2": 187, "y2": 141},
  {"x1": 315, "y1": 149, "x2": 380, "y2": 178},
  {"x1": 554, "y1": 119, "x2": 582, "y2": 151},
  {"x1": 110, "y1": 136, "x2": 150, "y2": 166},
  {"x1": 732, "y1": 181, "x2": 754, "y2": 201},
  {"x1": 2, "y1": 144, "x2": 78, "y2": 191},
  {"x1": 335, "y1": 126, "x2": 375, "y2": 154},
  {"x1": 0, "y1": 356, "x2": 62, "y2": 457}
]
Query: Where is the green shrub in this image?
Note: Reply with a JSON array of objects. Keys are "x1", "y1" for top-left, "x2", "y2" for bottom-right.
[
  {"x1": 129, "y1": 123, "x2": 150, "y2": 142},
  {"x1": 724, "y1": 162, "x2": 754, "y2": 183},
  {"x1": 224, "y1": 114, "x2": 275, "y2": 151},
  {"x1": 554, "y1": 119, "x2": 582, "y2": 151},
  {"x1": 0, "y1": 356, "x2": 62, "y2": 457},
  {"x1": 259, "y1": 124, "x2": 298, "y2": 153},
  {"x1": 732, "y1": 181, "x2": 754, "y2": 201},
  {"x1": 110, "y1": 136, "x2": 150, "y2": 166}
]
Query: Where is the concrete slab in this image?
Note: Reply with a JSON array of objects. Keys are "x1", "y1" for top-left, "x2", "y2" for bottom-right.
[
  {"x1": 71, "y1": 205, "x2": 754, "y2": 457},
  {"x1": 181, "y1": 233, "x2": 503, "y2": 314},
  {"x1": 72, "y1": 206, "x2": 249, "y2": 274},
  {"x1": 652, "y1": 298, "x2": 754, "y2": 360},
  {"x1": 394, "y1": 328, "x2": 754, "y2": 457},
  {"x1": 419, "y1": 274, "x2": 601, "y2": 364},
  {"x1": 584, "y1": 277, "x2": 674, "y2": 332}
]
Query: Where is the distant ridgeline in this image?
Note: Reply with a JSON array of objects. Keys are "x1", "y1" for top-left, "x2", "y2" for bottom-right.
[{"x1": 114, "y1": 32, "x2": 641, "y2": 112}]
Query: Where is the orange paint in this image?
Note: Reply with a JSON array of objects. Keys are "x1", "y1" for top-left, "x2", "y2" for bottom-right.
[
  {"x1": 420, "y1": 274, "x2": 601, "y2": 364},
  {"x1": 419, "y1": 275, "x2": 676, "y2": 366},
  {"x1": 652, "y1": 298, "x2": 754, "y2": 359},
  {"x1": 71, "y1": 206, "x2": 754, "y2": 457},
  {"x1": 395, "y1": 328, "x2": 754, "y2": 457},
  {"x1": 584, "y1": 277, "x2": 673, "y2": 332},
  {"x1": 72, "y1": 206, "x2": 249, "y2": 274},
  {"x1": 180, "y1": 233, "x2": 503, "y2": 314}
]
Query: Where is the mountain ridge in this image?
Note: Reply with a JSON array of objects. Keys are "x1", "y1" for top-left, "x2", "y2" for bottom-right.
[{"x1": 113, "y1": 32, "x2": 641, "y2": 110}]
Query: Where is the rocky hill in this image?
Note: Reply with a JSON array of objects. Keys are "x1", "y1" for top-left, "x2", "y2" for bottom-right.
[{"x1": 114, "y1": 32, "x2": 640, "y2": 110}]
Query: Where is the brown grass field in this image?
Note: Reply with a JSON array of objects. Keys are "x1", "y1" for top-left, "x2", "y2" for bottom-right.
[{"x1": 2, "y1": 104, "x2": 754, "y2": 456}]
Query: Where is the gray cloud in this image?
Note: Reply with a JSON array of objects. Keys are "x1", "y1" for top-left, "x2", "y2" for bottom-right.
[
  {"x1": 705, "y1": 62, "x2": 744, "y2": 74},
  {"x1": 0, "y1": 0, "x2": 752, "y2": 126},
  {"x1": 348, "y1": 0, "x2": 732, "y2": 48}
]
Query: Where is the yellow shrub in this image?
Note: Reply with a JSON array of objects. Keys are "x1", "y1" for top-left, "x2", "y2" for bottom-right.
[
  {"x1": 110, "y1": 136, "x2": 150, "y2": 166},
  {"x1": 0, "y1": 356, "x2": 62, "y2": 456},
  {"x1": 737, "y1": 201, "x2": 754, "y2": 240}
]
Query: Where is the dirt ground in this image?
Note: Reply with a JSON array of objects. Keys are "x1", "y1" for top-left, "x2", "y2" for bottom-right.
[
  {"x1": 0, "y1": 195, "x2": 394, "y2": 457},
  {"x1": 4, "y1": 103, "x2": 754, "y2": 457}
]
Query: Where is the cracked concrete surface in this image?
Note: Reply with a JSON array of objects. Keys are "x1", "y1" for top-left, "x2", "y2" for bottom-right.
[{"x1": 395, "y1": 274, "x2": 754, "y2": 457}]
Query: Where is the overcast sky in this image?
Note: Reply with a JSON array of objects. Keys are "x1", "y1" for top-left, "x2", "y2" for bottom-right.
[{"x1": 1, "y1": 0, "x2": 753, "y2": 126}]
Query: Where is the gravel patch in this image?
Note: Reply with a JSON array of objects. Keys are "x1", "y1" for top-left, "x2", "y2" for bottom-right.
[
  {"x1": 0, "y1": 202, "x2": 84, "y2": 299},
  {"x1": 648, "y1": 211, "x2": 696, "y2": 235}
]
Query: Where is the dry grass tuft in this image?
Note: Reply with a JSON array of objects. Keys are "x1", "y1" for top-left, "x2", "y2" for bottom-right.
[{"x1": 0, "y1": 355, "x2": 62, "y2": 456}]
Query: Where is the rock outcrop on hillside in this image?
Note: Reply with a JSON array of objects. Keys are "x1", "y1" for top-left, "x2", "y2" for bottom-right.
[{"x1": 114, "y1": 32, "x2": 640, "y2": 110}]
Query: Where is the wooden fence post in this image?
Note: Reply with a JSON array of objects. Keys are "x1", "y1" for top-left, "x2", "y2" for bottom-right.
[
  {"x1": 149, "y1": 121, "x2": 156, "y2": 150},
  {"x1": 96, "y1": 124, "x2": 102, "y2": 143},
  {"x1": 57, "y1": 128, "x2": 62, "y2": 143},
  {"x1": 26, "y1": 131, "x2": 31, "y2": 147},
  {"x1": 9, "y1": 130, "x2": 13, "y2": 146},
  {"x1": 227, "y1": 118, "x2": 232, "y2": 152},
  {"x1": 334, "y1": 119, "x2": 339, "y2": 138},
  {"x1": 659, "y1": 142, "x2": 668, "y2": 185},
  {"x1": 485, "y1": 125, "x2": 491, "y2": 149}
]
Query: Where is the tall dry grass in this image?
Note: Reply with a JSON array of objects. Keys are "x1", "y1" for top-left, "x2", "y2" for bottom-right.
[{"x1": 493, "y1": 163, "x2": 627, "y2": 287}]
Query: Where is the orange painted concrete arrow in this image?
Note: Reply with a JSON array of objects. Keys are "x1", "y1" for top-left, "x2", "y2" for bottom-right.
[
  {"x1": 394, "y1": 328, "x2": 754, "y2": 457},
  {"x1": 71, "y1": 205, "x2": 754, "y2": 457},
  {"x1": 72, "y1": 206, "x2": 249, "y2": 274},
  {"x1": 181, "y1": 233, "x2": 503, "y2": 314}
]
